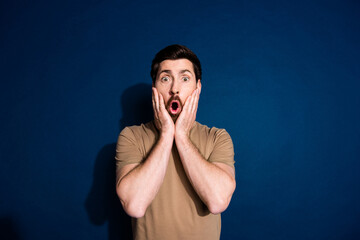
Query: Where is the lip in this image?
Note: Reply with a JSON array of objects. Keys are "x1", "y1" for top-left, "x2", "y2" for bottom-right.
[{"x1": 169, "y1": 99, "x2": 181, "y2": 115}]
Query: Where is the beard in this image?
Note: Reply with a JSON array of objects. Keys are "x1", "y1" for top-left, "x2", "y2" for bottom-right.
[{"x1": 166, "y1": 95, "x2": 183, "y2": 122}]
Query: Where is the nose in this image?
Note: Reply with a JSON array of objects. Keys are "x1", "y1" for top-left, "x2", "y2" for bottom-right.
[{"x1": 170, "y1": 81, "x2": 179, "y2": 95}]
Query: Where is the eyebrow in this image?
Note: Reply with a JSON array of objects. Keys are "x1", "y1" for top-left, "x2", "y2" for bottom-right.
[
  {"x1": 159, "y1": 70, "x2": 171, "y2": 75},
  {"x1": 179, "y1": 69, "x2": 193, "y2": 75},
  {"x1": 158, "y1": 69, "x2": 193, "y2": 75}
]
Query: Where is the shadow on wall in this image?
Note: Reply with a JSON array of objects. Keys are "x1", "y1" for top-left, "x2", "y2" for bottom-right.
[
  {"x1": 85, "y1": 83, "x2": 152, "y2": 240},
  {"x1": 119, "y1": 83, "x2": 153, "y2": 128}
]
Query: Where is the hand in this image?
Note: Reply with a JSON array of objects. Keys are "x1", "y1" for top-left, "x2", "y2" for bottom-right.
[
  {"x1": 175, "y1": 88, "x2": 200, "y2": 138},
  {"x1": 152, "y1": 87, "x2": 175, "y2": 137}
]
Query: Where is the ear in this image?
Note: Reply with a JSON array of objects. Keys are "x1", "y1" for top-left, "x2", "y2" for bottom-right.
[{"x1": 197, "y1": 80, "x2": 202, "y2": 94}]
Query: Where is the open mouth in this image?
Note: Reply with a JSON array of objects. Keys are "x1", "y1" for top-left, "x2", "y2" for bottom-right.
[
  {"x1": 171, "y1": 102, "x2": 179, "y2": 110},
  {"x1": 169, "y1": 100, "x2": 181, "y2": 115}
]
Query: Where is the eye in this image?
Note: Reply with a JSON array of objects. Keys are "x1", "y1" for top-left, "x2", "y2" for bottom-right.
[
  {"x1": 161, "y1": 76, "x2": 170, "y2": 82},
  {"x1": 182, "y1": 76, "x2": 190, "y2": 82}
]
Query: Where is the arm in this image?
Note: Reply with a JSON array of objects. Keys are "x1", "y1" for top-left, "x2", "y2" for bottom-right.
[
  {"x1": 175, "y1": 135, "x2": 235, "y2": 214},
  {"x1": 116, "y1": 88, "x2": 174, "y2": 218},
  {"x1": 175, "y1": 88, "x2": 236, "y2": 214},
  {"x1": 116, "y1": 133, "x2": 173, "y2": 218}
]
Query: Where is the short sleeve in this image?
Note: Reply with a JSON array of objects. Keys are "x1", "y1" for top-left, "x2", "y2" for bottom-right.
[
  {"x1": 115, "y1": 127, "x2": 144, "y2": 170},
  {"x1": 208, "y1": 129, "x2": 235, "y2": 168}
]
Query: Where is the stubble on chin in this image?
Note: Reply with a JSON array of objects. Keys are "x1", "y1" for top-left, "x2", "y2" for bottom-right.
[
  {"x1": 170, "y1": 113, "x2": 179, "y2": 122},
  {"x1": 166, "y1": 106, "x2": 179, "y2": 122}
]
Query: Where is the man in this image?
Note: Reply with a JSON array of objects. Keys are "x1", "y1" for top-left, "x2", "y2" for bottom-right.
[{"x1": 115, "y1": 44, "x2": 235, "y2": 240}]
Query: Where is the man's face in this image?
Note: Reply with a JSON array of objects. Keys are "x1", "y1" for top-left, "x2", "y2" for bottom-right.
[{"x1": 154, "y1": 59, "x2": 201, "y2": 121}]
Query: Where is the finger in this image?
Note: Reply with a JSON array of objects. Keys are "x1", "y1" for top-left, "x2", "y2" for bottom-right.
[
  {"x1": 192, "y1": 89, "x2": 199, "y2": 113},
  {"x1": 152, "y1": 88, "x2": 159, "y2": 119},
  {"x1": 159, "y1": 92, "x2": 166, "y2": 112},
  {"x1": 188, "y1": 89, "x2": 197, "y2": 113},
  {"x1": 183, "y1": 92, "x2": 194, "y2": 113},
  {"x1": 159, "y1": 93, "x2": 173, "y2": 122},
  {"x1": 192, "y1": 91, "x2": 199, "y2": 122},
  {"x1": 153, "y1": 87, "x2": 160, "y2": 112},
  {"x1": 152, "y1": 88, "x2": 156, "y2": 111},
  {"x1": 187, "y1": 89, "x2": 198, "y2": 123}
]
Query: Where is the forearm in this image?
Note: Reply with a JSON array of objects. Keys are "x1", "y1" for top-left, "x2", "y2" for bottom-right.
[
  {"x1": 117, "y1": 133, "x2": 173, "y2": 218},
  {"x1": 175, "y1": 134, "x2": 236, "y2": 214}
]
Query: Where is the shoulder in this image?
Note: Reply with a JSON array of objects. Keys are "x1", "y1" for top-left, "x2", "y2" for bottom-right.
[
  {"x1": 191, "y1": 122, "x2": 235, "y2": 166},
  {"x1": 190, "y1": 122, "x2": 234, "y2": 151},
  {"x1": 116, "y1": 122, "x2": 157, "y2": 167},
  {"x1": 116, "y1": 121, "x2": 158, "y2": 161},
  {"x1": 120, "y1": 121, "x2": 158, "y2": 140},
  {"x1": 191, "y1": 121, "x2": 232, "y2": 141}
]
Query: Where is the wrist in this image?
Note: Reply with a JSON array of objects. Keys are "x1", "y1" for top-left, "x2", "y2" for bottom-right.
[
  {"x1": 174, "y1": 130, "x2": 190, "y2": 143},
  {"x1": 160, "y1": 129, "x2": 175, "y2": 140}
]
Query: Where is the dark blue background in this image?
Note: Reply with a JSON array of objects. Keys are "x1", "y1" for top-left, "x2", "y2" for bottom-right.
[{"x1": 1, "y1": 0, "x2": 359, "y2": 239}]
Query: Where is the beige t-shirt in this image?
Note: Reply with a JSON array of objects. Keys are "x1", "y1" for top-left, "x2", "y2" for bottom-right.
[{"x1": 116, "y1": 121, "x2": 235, "y2": 240}]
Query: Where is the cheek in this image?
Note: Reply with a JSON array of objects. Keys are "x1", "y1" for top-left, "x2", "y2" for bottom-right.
[
  {"x1": 156, "y1": 89, "x2": 170, "y2": 103},
  {"x1": 155, "y1": 86, "x2": 169, "y2": 97},
  {"x1": 180, "y1": 90, "x2": 195, "y2": 103}
]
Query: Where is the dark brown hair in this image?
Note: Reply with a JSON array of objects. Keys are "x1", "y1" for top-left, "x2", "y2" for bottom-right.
[{"x1": 150, "y1": 44, "x2": 202, "y2": 83}]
